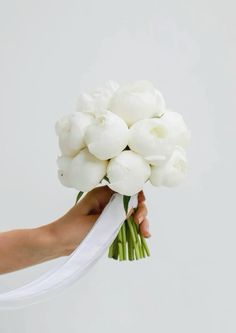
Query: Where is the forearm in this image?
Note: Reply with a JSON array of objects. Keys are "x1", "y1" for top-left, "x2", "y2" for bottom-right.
[
  {"x1": 0, "y1": 215, "x2": 97, "y2": 274},
  {"x1": 0, "y1": 225, "x2": 62, "y2": 274}
]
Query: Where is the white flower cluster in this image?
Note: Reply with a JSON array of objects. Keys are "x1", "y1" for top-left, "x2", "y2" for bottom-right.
[{"x1": 56, "y1": 80, "x2": 190, "y2": 195}]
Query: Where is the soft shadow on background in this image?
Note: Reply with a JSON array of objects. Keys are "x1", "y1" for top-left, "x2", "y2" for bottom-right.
[{"x1": 0, "y1": 1, "x2": 235, "y2": 332}]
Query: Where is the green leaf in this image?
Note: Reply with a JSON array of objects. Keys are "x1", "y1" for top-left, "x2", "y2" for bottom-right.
[
  {"x1": 103, "y1": 176, "x2": 110, "y2": 183},
  {"x1": 75, "y1": 191, "x2": 83, "y2": 204},
  {"x1": 123, "y1": 195, "x2": 131, "y2": 214}
]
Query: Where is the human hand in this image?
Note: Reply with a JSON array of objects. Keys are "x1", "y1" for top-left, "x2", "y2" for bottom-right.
[
  {"x1": 75, "y1": 186, "x2": 150, "y2": 238},
  {"x1": 54, "y1": 186, "x2": 150, "y2": 255}
]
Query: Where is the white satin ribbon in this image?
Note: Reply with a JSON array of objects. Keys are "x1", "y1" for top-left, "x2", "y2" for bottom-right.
[{"x1": 0, "y1": 193, "x2": 137, "y2": 309}]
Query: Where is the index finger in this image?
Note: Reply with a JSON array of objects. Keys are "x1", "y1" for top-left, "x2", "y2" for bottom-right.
[{"x1": 138, "y1": 191, "x2": 146, "y2": 203}]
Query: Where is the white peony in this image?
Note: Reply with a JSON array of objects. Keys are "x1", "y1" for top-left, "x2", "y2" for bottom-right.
[
  {"x1": 161, "y1": 111, "x2": 190, "y2": 148},
  {"x1": 107, "y1": 151, "x2": 151, "y2": 196},
  {"x1": 128, "y1": 117, "x2": 174, "y2": 166},
  {"x1": 66, "y1": 148, "x2": 108, "y2": 192},
  {"x1": 55, "y1": 112, "x2": 93, "y2": 157},
  {"x1": 150, "y1": 147, "x2": 187, "y2": 187},
  {"x1": 77, "y1": 81, "x2": 119, "y2": 114},
  {"x1": 57, "y1": 156, "x2": 73, "y2": 188},
  {"x1": 109, "y1": 80, "x2": 165, "y2": 126},
  {"x1": 85, "y1": 111, "x2": 129, "y2": 160}
]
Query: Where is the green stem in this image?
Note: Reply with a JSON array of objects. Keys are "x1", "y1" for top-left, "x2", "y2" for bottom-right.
[
  {"x1": 112, "y1": 238, "x2": 119, "y2": 260},
  {"x1": 126, "y1": 221, "x2": 134, "y2": 261},
  {"x1": 121, "y1": 223, "x2": 127, "y2": 260},
  {"x1": 108, "y1": 241, "x2": 114, "y2": 258},
  {"x1": 139, "y1": 242, "x2": 144, "y2": 258},
  {"x1": 130, "y1": 216, "x2": 144, "y2": 258},
  {"x1": 127, "y1": 217, "x2": 141, "y2": 259},
  {"x1": 141, "y1": 236, "x2": 150, "y2": 257},
  {"x1": 118, "y1": 241, "x2": 123, "y2": 261},
  {"x1": 117, "y1": 229, "x2": 123, "y2": 261}
]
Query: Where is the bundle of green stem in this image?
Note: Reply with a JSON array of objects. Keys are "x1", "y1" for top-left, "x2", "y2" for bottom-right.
[{"x1": 108, "y1": 195, "x2": 150, "y2": 261}]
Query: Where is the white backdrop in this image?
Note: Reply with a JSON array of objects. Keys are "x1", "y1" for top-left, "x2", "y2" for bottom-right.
[{"x1": 0, "y1": 0, "x2": 235, "y2": 332}]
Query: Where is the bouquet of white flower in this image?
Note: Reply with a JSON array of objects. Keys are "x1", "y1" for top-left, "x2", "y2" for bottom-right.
[
  {"x1": 56, "y1": 80, "x2": 190, "y2": 261},
  {"x1": 0, "y1": 80, "x2": 190, "y2": 309}
]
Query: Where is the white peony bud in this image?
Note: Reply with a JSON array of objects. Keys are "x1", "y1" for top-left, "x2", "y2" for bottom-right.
[
  {"x1": 128, "y1": 117, "x2": 174, "y2": 166},
  {"x1": 107, "y1": 151, "x2": 151, "y2": 196},
  {"x1": 57, "y1": 156, "x2": 73, "y2": 188},
  {"x1": 109, "y1": 80, "x2": 165, "y2": 126},
  {"x1": 67, "y1": 148, "x2": 108, "y2": 192},
  {"x1": 162, "y1": 111, "x2": 190, "y2": 148},
  {"x1": 77, "y1": 81, "x2": 119, "y2": 114},
  {"x1": 150, "y1": 147, "x2": 187, "y2": 187},
  {"x1": 55, "y1": 112, "x2": 93, "y2": 157},
  {"x1": 85, "y1": 111, "x2": 129, "y2": 160}
]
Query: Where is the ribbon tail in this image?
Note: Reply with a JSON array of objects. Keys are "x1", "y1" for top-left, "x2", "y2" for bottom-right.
[{"x1": 0, "y1": 193, "x2": 137, "y2": 309}]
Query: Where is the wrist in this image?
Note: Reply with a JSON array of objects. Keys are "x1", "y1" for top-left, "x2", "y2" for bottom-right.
[
  {"x1": 47, "y1": 222, "x2": 73, "y2": 257},
  {"x1": 51, "y1": 214, "x2": 100, "y2": 257},
  {"x1": 37, "y1": 222, "x2": 70, "y2": 259}
]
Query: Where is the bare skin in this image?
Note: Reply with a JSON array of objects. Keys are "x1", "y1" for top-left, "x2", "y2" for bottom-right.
[{"x1": 0, "y1": 186, "x2": 150, "y2": 274}]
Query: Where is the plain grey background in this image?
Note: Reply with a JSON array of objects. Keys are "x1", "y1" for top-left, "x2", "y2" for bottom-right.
[{"x1": 0, "y1": 0, "x2": 235, "y2": 332}]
